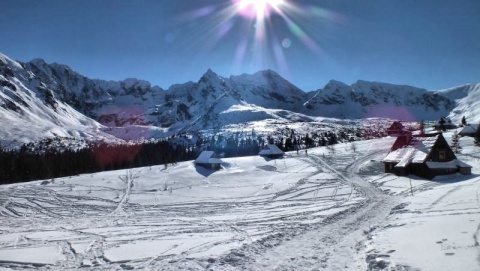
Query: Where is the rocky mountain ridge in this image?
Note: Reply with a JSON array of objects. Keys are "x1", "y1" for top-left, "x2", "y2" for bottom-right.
[{"x1": 1, "y1": 51, "x2": 479, "y2": 145}]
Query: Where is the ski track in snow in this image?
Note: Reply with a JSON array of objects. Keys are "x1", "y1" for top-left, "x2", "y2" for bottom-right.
[
  {"x1": 0, "y1": 152, "x2": 380, "y2": 270},
  {"x1": 211, "y1": 151, "x2": 399, "y2": 271},
  {"x1": 0, "y1": 136, "x2": 478, "y2": 270}
]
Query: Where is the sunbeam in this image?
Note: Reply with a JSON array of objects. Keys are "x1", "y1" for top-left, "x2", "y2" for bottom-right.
[
  {"x1": 233, "y1": 0, "x2": 286, "y2": 19},
  {"x1": 177, "y1": 0, "x2": 345, "y2": 76}
]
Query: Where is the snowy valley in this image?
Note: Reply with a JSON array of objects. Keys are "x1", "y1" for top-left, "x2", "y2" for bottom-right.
[{"x1": 0, "y1": 133, "x2": 479, "y2": 270}]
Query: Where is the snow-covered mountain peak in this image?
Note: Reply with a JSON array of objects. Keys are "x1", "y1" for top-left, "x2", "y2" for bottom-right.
[
  {"x1": 197, "y1": 68, "x2": 226, "y2": 90},
  {"x1": 230, "y1": 69, "x2": 290, "y2": 87},
  {"x1": 0, "y1": 52, "x2": 14, "y2": 65},
  {"x1": 438, "y1": 83, "x2": 480, "y2": 100},
  {"x1": 199, "y1": 68, "x2": 222, "y2": 82},
  {"x1": 29, "y1": 58, "x2": 48, "y2": 66},
  {"x1": 2, "y1": 50, "x2": 480, "y2": 144},
  {"x1": 323, "y1": 79, "x2": 350, "y2": 90},
  {"x1": 256, "y1": 69, "x2": 281, "y2": 80},
  {"x1": 352, "y1": 80, "x2": 426, "y2": 92},
  {"x1": 441, "y1": 83, "x2": 480, "y2": 124},
  {"x1": 203, "y1": 68, "x2": 217, "y2": 77},
  {"x1": 0, "y1": 53, "x2": 24, "y2": 75},
  {"x1": 120, "y1": 78, "x2": 153, "y2": 89}
]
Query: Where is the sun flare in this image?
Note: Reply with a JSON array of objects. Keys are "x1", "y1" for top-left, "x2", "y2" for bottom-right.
[
  {"x1": 233, "y1": 0, "x2": 285, "y2": 19},
  {"x1": 180, "y1": 0, "x2": 338, "y2": 76}
]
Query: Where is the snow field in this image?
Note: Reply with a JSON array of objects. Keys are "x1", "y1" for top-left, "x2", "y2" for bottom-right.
[
  {"x1": 362, "y1": 132, "x2": 480, "y2": 270},
  {"x1": 0, "y1": 151, "x2": 365, "y2": 269},
  {"x1": 0, "y1": 133, "x2": 479, "y2": 270}
]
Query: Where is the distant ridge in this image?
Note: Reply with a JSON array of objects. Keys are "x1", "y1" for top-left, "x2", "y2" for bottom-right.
[{"x1": 1, "y1": 51, "x2": 479, "y2": 146}]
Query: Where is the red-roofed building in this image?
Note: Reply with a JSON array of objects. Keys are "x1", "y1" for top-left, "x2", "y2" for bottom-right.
[{"x1": 386, "y1": 121, "x2": 409, "y2": 136}]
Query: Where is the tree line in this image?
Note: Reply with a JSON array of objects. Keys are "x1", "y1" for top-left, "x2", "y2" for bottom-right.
[
  {"x1": 0, "y1": 140, "x2": 195, "y2": 184},
  {"x1": 0, "y1": 127, "x2": 350, "y2": 185}
]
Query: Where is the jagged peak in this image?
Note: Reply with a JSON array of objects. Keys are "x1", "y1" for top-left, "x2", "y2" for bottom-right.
[
  {"x1": 257, "y1": 69, "x2": 279, "y2": 77},
  {"x1": 352, "y1": 79, "x2": 424, "y2": 91},
  {"x1": 0, "y1": 52, "x2": 23, "y2": 70},
  {"x1": 0, "y1": 52, "x2": 12, "y2": 64},
  {"x1": 201, "y1": 68, "x2": 219, "y2": 79},
  {"x1": 29, "y1": 58, "x2": 48, "y2": 66},
  {"x1": 198, "y1": 68, "x2": 224, "y2": 86},
  {"x1": 323, "y1": 79, "x2": 349, "y2": 89},
  {"x1": 29, "y1": 58, "x2": 75, "y2": 74},
  {"x1": 121, "y1": 78, "x2": 152, "y2": 89},
  {"x1": 230, "y1": 69, "x2": 289, "y2": 87}
]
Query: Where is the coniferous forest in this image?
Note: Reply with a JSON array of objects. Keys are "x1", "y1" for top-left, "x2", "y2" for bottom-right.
[
  {"x1": 0, "y1": 127, "x2": 350, "y2": 185},
  {"x1": 0, "y1": 135, "x2": 263, "y2": 184}
]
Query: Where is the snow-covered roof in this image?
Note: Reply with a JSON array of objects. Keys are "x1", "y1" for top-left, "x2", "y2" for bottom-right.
[
  {"x1": 459, "y1": 124, "x2": 479, "y2": 135},
  {"x1": 383, "y1": 135, "x2": 439, "y2": 166},
  {"x1": 195, "y1": 151, "x2": 222, "y2": 164},
  {"x1": 409, "y1": 136, "x2": 438, "y2": 152},
  {"x1": 383, "y1": 146, "x2": 427, "y2": 167},
  {"x1": 426, "y1": 159, "x2": 472, "y2": 169},
  {"x1": 259, "y1": 144, "x2": 284, "y2": 156}
]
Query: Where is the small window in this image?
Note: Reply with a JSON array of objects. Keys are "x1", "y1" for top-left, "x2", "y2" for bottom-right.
[{"x1": 439, "y1": 151, "x2": 446, "y2": 160}]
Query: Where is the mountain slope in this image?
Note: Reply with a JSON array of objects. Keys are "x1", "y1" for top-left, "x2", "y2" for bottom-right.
[
  {"x1": 0, "y1": 53, "x2": 117, "y2": 148},
  {"x1": 439, "y1": 83, "x2": 480, "y2": 124},
  {"x1": 2, "y1": 50, "x2": 479, "y2": 146},
  {"x1": 305, "y1": 80, "x2": 455, "y2": 121}
]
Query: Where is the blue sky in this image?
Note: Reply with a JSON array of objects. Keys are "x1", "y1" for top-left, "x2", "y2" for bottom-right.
[{"x1": 1, "y1": 0, "x2": 479, "y2": 91}]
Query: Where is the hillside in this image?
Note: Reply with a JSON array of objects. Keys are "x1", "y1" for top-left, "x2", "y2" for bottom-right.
[
  {"x1": 0, "y1": 53, "x2": 117, "y2": 148},
  {"x1": 440, "y1": 83, "x2": 480, "y2": 125}
]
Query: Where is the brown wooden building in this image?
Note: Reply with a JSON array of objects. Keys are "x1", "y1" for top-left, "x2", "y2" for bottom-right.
[{"x1": 382, "y1": 133, "x2": 471, "y2": 179}]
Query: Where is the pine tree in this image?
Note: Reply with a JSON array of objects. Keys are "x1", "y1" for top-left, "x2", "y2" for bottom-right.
[
  {"x1": 451, "y1": 130, "x2": 462, "y2": 154},
  {"x1": 439, "y1": 117, "x2": 446, "y2": 131}
]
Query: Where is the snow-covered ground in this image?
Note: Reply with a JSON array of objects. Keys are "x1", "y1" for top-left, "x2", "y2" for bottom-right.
[
  {"x1": 0, "y1": 133, "x2": 479, "y2": 270},
  {"x1": 362, "y1": 133, "x2": 480, "y2": 270}
]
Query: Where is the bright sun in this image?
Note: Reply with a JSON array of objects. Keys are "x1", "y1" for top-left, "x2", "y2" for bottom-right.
[{"x1": 234, "y1": 0, "x2": 285, "y2": 19}]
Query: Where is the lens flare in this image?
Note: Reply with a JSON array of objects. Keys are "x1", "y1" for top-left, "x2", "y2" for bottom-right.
[
  {"x1": 176, "y1": 1, "x2": 348, "y2": 78},
  {"x1": 233, "y1": 0, "x2": 285, "y2": 19}
]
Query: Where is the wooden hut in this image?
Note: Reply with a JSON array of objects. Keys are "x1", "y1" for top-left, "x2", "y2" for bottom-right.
[
  {"x1": 259, "y1": 144, "x2": 284, "y2": 159},
  {"x1": 382, "y1": 133, "x2": 471, "y2": 179},
  {"x1": 195, "y1": 151, "x2": 222, "y2": 170}
]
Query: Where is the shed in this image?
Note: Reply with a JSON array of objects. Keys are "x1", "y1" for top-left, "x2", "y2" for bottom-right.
[
  {"x1": 259, "y1": 144, "x2": 284, "y2": 159},
  {"x1": 195, "y1": 151, "x2": 222, "y2": 170}
]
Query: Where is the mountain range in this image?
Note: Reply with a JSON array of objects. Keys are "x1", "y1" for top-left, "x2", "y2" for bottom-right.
[{"x1": 1, "y1": 51, "x2": 479, "y2": 146}]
